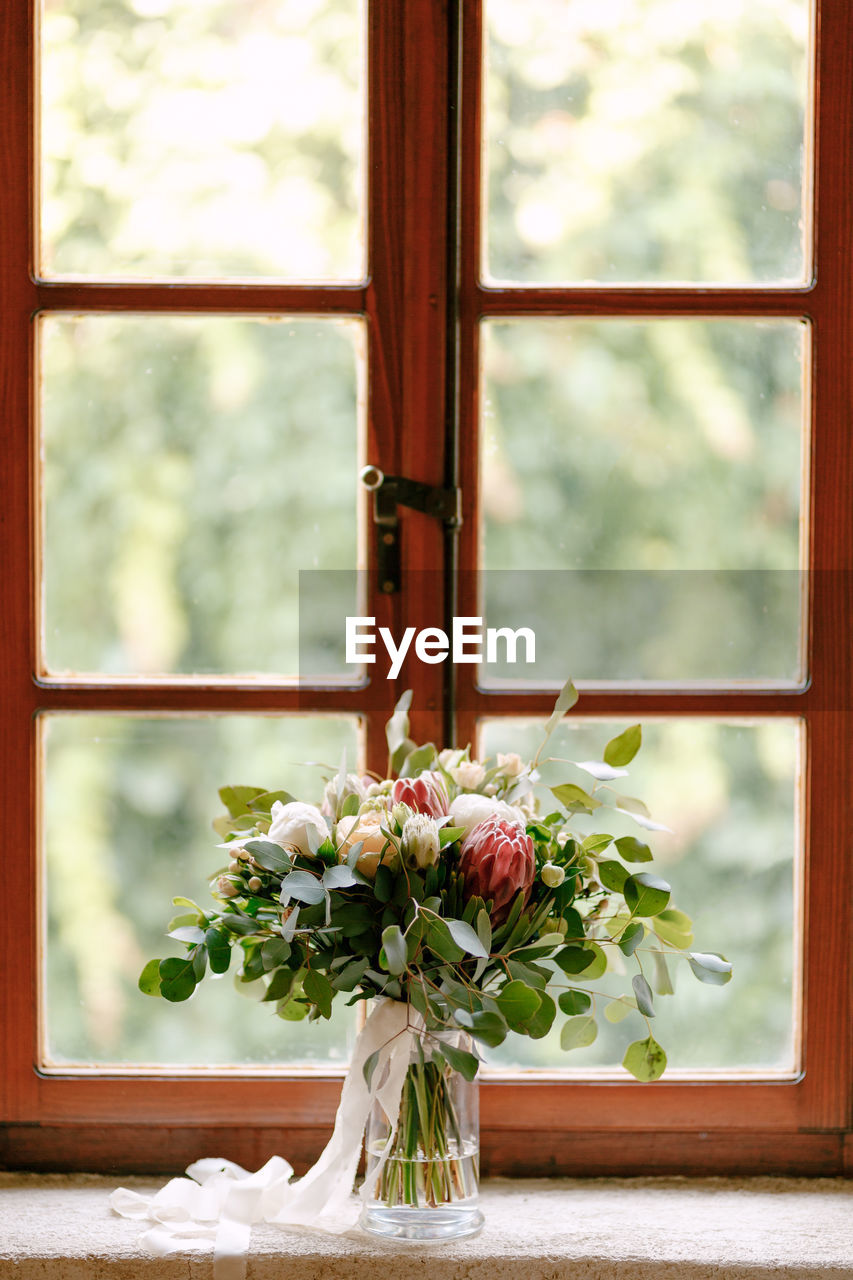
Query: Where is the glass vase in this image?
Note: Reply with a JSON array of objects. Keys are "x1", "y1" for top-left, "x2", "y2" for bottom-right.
[{"x1": 359, "y1": 1028, "x2": 484, "y2": 1242}]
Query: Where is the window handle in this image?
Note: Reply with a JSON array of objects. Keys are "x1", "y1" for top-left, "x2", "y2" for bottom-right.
[{"x1": 360, "y1": 465, "x2": 462, "y2": 594}]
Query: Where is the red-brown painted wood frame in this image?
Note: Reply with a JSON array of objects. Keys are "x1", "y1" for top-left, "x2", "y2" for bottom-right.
[{"x1": 1, "y1": 0, "x2": 851, "y2": 1177}]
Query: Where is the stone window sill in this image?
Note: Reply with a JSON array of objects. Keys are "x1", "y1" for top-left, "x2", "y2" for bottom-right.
[{"x1": 1, "y1": 1173, "x2": 851, "y2": 1279}]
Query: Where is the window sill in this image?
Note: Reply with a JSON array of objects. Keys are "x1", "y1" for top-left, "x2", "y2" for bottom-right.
[{"x1": 1, "y1": 1173, "x2": 851, "y2": 1278}]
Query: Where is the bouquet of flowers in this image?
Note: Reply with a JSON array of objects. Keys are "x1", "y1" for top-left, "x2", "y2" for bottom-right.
[{"x1": 140, "y1": 681, "x2": 731, "y2": 1238}]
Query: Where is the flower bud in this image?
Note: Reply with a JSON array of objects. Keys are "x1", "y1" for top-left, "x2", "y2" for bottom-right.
[
  {"x1": 247, "y1": 876, "x2": 262, "y2": 893},
  {"x1": 228, "y1": 860, "x2": 241, "y2": 874},
  {"x1": 392, "y1": 801, "x2": 414, "y2": 831},
  {"x1": 401, "y1": 813, "x2": 441, "y2": 870},
  {"x1": 216, "y1": 876, "x2": 239, "y2": 898},
  {"x1": 541, "y1": 861, "x2": 565, "y2": 888}
]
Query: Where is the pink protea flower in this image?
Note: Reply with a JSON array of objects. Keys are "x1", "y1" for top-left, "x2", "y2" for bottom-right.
[
  {"x1": 391, "y1": 770, "x2": 449, "y2": 819},
  {"x1": 459, "y1": 816, "x2": 535, "y2": 924}
]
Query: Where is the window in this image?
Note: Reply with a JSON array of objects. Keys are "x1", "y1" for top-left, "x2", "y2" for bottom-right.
[{"x1": 1, "y1": 0, "x2": 850, "y2": 1177}]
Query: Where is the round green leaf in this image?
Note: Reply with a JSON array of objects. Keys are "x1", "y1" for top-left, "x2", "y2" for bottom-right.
[
  {"x1": 624, "y1": 872, "x2": 671, "y2": 917},
  {"x1": 523, "y1": 989, "x2": 557, "y2": 1039},
  {"x1": 496, "y1": 979, "x2": 542, "y2": 1028},
  {"x1": 597, "y1": 859, "x2": 628, "y2": 893},
  {"x1": 158, "y1": 957, "x2": 196, "y2": 1002},
  {"x1": 138, "y1": 958, "x2": 162, "y2": 997},
  {"x1": 558, "y1": 989, "x2": 591, "y2": 1016},
  {"x1": 454, "y1": 1008, "x2": 508, "y2": 1048},
  {"x1": 618, "y1": 921, "x2": 645, "y2": 956},
  {"x1": 554, "y1": 944, "x2": 596, "y2": 975},
  {"x1": 623, "y1": 1035, "x2": 667, "y2": 1082},
  {"x1": 560, "y1": 1015, "x2": 598, "y2": 1050},
  {"x1": 604, "y1": 996, "x2": 637, "y2": 1023}
]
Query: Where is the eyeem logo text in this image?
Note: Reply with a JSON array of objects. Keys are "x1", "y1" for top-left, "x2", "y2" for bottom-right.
[{"x1": 345, "y1": 616, "x2": 536, "y2": 679}]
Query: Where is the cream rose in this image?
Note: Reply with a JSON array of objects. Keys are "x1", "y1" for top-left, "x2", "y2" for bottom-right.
[
  {"x1": 335, "y1": 810, "x2": 398, "y2": 879},
  {"x1": 448, "y1": 759, "x2": 487, "y2": 789},
  {"x1": 267, "y1": 801, "x2": 329, "y2": 858}
]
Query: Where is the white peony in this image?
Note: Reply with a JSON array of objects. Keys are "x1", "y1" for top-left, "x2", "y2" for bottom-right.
[
  {"x1": 268, "y1": 801, "x2": 329, "y2": 857},
  {"x1": 449, "y1": 792, "x2": 527, "y2": 834}
]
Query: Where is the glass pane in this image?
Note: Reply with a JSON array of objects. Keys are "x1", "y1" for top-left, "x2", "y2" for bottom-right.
[
  {"x1": 41, "y1": 315, "x2": 363, "y2": 678},
  {"x1": 485, "y1": 0, "x2": 810, "y2": 284},
  {"x1": 479, "y1": 717, "x2": 800, "y2": 1072},
  {"x1": 480, "y1": 317, "x2": 806, "y2": 683},
  {"x1": 42, "y1": 714, "x2": 361, "y2": 1066},
  {"x1": 41, "y1": 0, "x2": 365, "y2": 280}
]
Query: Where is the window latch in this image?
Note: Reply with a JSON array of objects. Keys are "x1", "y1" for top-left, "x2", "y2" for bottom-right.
[{"x1": 360, "y1": 465, "x2": 462, "y2": 594}]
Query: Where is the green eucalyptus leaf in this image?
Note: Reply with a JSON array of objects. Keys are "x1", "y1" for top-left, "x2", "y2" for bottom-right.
[
  {"x1": 400, "y1": 743, "x2": 438, "y2": 777},
  {"x1": 261, "y1": 938, "x2": 292, "y2": 970},
  {"x1": 303, "y1": 968, "x2": 334, "y2": 1018},
  {"x1": 280, "y1": 870, "x2": 326, "y2": 905},
  {"x1": 623, "y1": 1035, "x2": 667, "y2": 1082},
  {"x1": 158, "y1": 957, "x2": 196, "y2": 1002},
  {"x1": 550, "y1": 782, "x2": 601, "y2": 813},
  {"x1": 651, "y1": 949, "x2": 675, "y2": 995},
  {"x1": 373, "y1": 864, "x2": 395, "y2": 904},
  {"x1": 205, "y1": 928, "x2": 231, "y2": 973},
  {"x1": 453, "y1": 1008, "x2": 508, "y2": 1048},
  {"x1": 380, "y1": 925, "x2": 408, "y2": 976},
  {"x1": 624, "y1": 873, "x2": 671, "y2": 918},
  {"x1": 138, "y1": 958, "x2": 162, "y2": 997},
  {"x1": 632, "y1": 973, "x2": 655, "y2": 1017},
  {"x1": 614, "y1": 836, "x2": 653, "y2": 864},
  {"x1": 560, "y1": 1014, "x2": 598, "y2": 1050},
  {"x1": 244, "y1": 840, "x2": 292, "y2": 873},
  {"x1": 536, "y1": 679, "x2": 579, "y2": 759},
  {"x1": 604, "y1": 996, "x2": 637, "y2": 1023},
  {"x1": 191, "y1": 946, "x2": 207, "y2": 981},
  {"x1": 445, "y1": 917, "x2": 489, "y2": 959},
  {"x1": 277, "y1": 995, "x2": 308, "y2": 1021},
  {"x1": 168, "y1": 925, "x2": 206, "y2": 945},
  {"x1": 558, "y1": 989, "x2": 592, "y2": 1016},
  {"x1": 425, "y1": 917, "x2": 465, "y2": 964},
  {"x1": 653, "y1": 909, "x2": 694, "y2": 950},
  {"x1": 386, "y1": 690, "x2": 413, "y2": 761},
  {"x1": 618, "y1": 921, "x2": 645, "y2": 956},
  {"x1": 475, "y1": 909, "x2": 492, "y2": 956},
  {"x1": 438, "y1": 1041, "x2": 480, "y2": 1082},
  {"x1": 554, "y1": 944, "x2": 596, "y2": 975},
  {"x1": 218, "y1": 786, "x2": 265, "y2": 818},
  {"x1": 363, "y1": 1048, "x2": 382, "y2": 1087},
  {"x1": 263, "y1": 967, "x2": 297, "y2": 1002},
  {"x1": 688, "y1": 951, "x2": 733, "y2": 985},
  {"x1": 597, "y1": 860, "x2": 628, "y2": 893},
  {"x1": 247, "y1": 789, "x2": 296, "y2": 814},
  {"x1": 513, "y1": 988, "x2": 551, "y2": 1039},
  {"x1": 603, "y1": 724, "x2": 642, "y2": 768},
  {"x1": 580, "y1": 832, "x2": 614, "y2": 854},
  {"x1": 322, "y1": 864, "x2": 359, "y2": 891},
  {"x1": 495, "y1": 979, "x2": 541, "y2": 1028},
  {"x1": 439, "y1": 826, "x2": 466, "y2": 847}
]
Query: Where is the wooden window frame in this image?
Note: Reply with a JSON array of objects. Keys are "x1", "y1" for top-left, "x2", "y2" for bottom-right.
[{"x1": 1, "y1": 0, "x2": 851, "y2": 1177}]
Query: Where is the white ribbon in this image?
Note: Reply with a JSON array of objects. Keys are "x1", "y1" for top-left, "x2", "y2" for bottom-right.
[{"x1": 110, "y1": 998, "x2": 421, "y2": 1279}]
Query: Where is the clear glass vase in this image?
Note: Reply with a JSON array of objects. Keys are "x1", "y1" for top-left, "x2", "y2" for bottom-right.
[{"x1": 359, "y1": 1028, "x2": 484, "y2": 1242}]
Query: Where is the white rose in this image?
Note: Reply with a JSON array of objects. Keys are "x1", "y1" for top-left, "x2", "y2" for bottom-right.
[
  {"x1": 496, "y1": 752, "x2": 526, "y2": 779},
  {"x1": 449, "y1": 793, "x2": 527, "y2": 834},
  {"x1": 268, "y1": 801, "x2": 329, "y2": 858},
  {"x1": 438, "y1": 748, "x2": 466, "y2": 770},
  {"x1": 449, "y1": 759, "x2": 487, "y2": 789}
]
